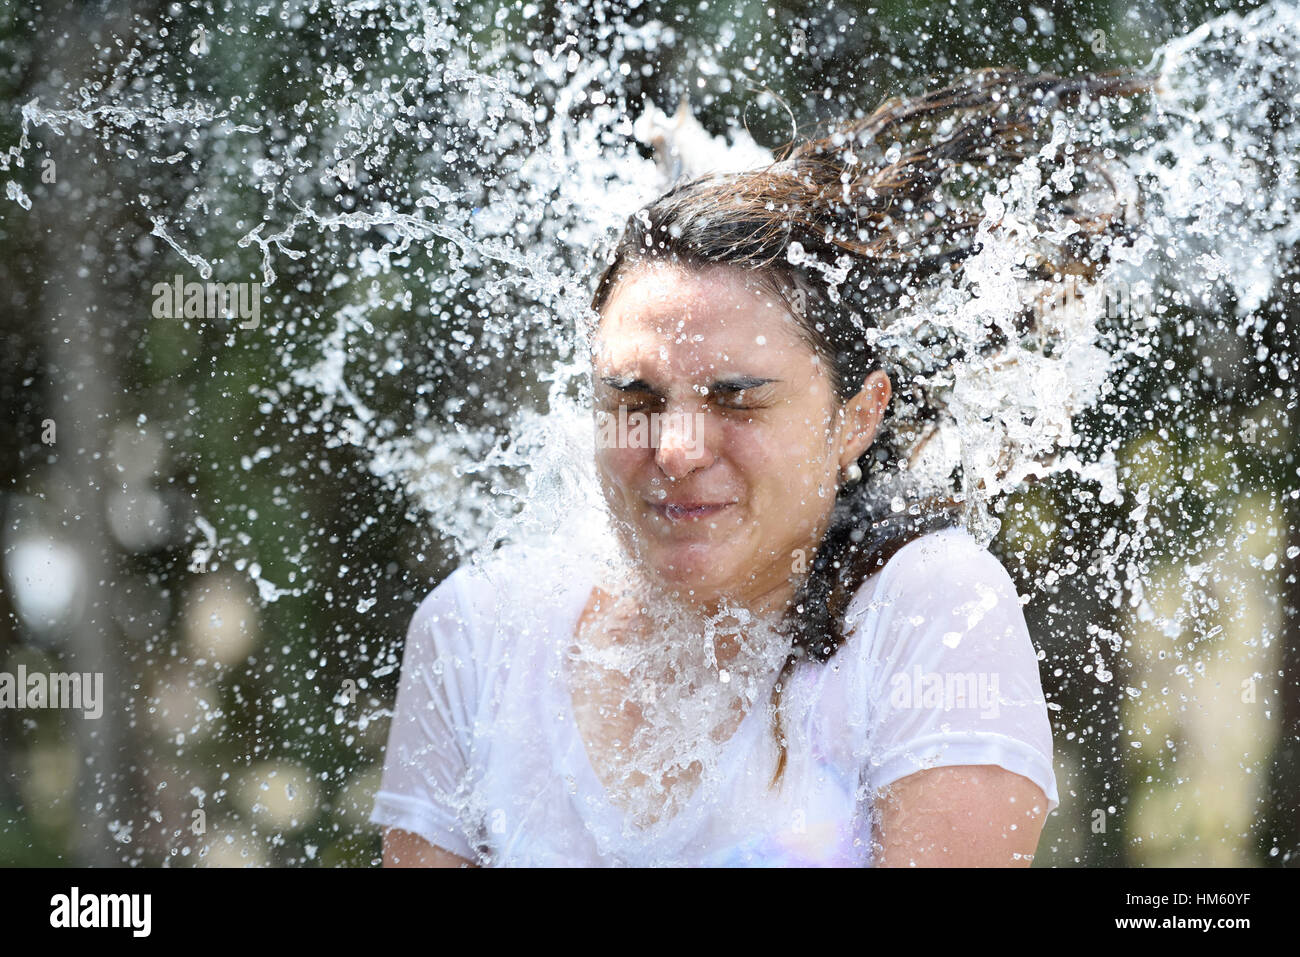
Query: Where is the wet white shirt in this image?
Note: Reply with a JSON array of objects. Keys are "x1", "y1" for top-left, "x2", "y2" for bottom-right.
[{"x1": 370, "y1": 525, "x2": 1059, "y2": 866}]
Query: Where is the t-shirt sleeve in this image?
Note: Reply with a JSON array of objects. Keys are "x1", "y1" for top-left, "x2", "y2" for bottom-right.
[
  {"x1": 851, "y1": 530, "x2": 1059, "y2": 814},
  {"x1": 369, "y1": 570, "x2": 482, "y2": 861}
]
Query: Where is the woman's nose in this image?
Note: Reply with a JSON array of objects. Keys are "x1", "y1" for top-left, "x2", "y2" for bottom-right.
[{"x1": 654, "y1": 410, "x2": 714, "y2": 479}]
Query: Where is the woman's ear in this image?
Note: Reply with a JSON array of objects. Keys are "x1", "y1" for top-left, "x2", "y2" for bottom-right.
[{"x1": 837, "y1": 370, "x2": 892, "y2": 471}]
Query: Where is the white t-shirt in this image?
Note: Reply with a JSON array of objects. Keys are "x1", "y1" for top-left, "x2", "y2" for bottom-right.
[{"x1": 370, "y1": 525, "x2": 1059, "y2": 866}]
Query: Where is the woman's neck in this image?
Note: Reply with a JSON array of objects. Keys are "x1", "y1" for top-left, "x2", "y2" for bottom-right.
[{"x1": 613, "y1": 565, "x2": 797, "y2": 669}]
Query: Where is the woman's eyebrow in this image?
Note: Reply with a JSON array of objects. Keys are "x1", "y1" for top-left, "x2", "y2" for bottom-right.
[
  {"x1": 597, "y1": 375, "x2": 779, "y2": 394},
  {"x1": 708, "y1": 375, "x2": 778, "y2": 394}
]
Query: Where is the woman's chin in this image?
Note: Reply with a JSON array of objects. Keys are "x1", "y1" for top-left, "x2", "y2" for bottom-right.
[{"x1": 639, "y1": 542, "x2": 737, "y2": 596}]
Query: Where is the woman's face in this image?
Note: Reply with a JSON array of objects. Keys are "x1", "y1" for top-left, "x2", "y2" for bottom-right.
[{"x1": 591, "y1": 261, "x2": 890, "y2": 612}]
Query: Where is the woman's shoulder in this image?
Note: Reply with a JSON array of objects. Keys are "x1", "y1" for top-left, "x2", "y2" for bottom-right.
[
  {"x1": 842, "y1": 522, "x2": 1028, "y2": 652},
  {"x1": 837, "y1": 522, "x2": 1040, "y2": 681},
  {"x1": 886, "y1": 522, "x2": 1006, "y2": 572}
]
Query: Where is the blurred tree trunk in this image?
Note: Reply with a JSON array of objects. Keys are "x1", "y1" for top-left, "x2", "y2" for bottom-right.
[{"x1": 32, "y1": 0, "x2": 152, "y2": 867}]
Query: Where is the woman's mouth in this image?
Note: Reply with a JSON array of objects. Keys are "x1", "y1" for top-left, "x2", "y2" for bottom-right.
[{"x1": 649, "y1": 501, "x2": 734, "y2": 522}]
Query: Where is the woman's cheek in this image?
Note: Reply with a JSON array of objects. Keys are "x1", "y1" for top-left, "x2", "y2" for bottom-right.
[
  {"x1": 722, "y1": 418, "x2": 780, "y2": 469},
  {"x1": 595, "y1": 443, "x2": 642, "y2": 489},
  {"x1": 739, "y1": 421, "x2": 826, "y2": 496}
]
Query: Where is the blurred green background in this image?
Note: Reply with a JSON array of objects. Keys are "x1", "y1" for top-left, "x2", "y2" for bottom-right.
[{"x1": 0, "y1": 0, "x2": 1296, "y2": 866}]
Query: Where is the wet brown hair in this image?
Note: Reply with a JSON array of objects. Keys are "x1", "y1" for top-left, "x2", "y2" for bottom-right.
[{"x1": 590, "y1": 67, "x2": 1155, "y2": 786}]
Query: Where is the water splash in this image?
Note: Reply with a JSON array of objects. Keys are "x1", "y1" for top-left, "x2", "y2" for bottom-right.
[{"x1": 12, "y1": 2, "x2": 1292, "y2": 566}]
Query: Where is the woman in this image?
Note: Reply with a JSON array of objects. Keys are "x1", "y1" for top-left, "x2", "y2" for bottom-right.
[{"x1": 370, "y1": 68, "x2": 1152, "y2": 866}]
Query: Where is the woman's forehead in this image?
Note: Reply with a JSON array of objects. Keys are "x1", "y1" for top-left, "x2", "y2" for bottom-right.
[{"x1": 593, "y1": 263, "x2": 807, "y2": 356}]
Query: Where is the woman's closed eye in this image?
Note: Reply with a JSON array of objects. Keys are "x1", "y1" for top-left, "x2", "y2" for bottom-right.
[
  {"x1": 705, "y1": 381, "x2": 777, "y2": 412},
  {"x1": 595, "y1": 376, "x2": 778, "y2": 413}
]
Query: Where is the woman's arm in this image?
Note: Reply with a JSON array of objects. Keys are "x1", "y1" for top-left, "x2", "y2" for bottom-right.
[
  {"x1": 874, "y1": 764, "x2": 1049, "y2": 867},
  {"x1": 382, "y1": 828, "x2": 478, "y2": 868}
]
